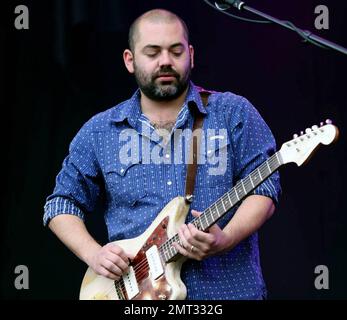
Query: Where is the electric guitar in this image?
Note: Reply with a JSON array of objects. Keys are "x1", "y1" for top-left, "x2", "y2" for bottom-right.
[{"x1": 79, "y1": 120, "x2": 339, "y2": 300}]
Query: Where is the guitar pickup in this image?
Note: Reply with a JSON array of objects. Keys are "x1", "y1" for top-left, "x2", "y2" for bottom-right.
[
  {"x1": 146, "y1": 245, "x2": 164, "y2": 280},
  {"x1": 122, "y1": 266, "x2": 139, "y2": 300}
]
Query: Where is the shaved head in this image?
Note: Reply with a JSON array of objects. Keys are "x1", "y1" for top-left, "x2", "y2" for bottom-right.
[{"x1": 128, "y1": 9, "x2": 190, "y2": 52}]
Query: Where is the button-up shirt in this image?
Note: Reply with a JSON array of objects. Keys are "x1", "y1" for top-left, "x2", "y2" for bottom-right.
[{"x1": 44, "y1": 82, "x2": 281, "y2": 299}]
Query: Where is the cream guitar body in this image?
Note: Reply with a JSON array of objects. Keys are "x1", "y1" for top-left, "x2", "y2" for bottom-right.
[{"x1": 80, "y1": 197, "x2": 189, "y2": 300}]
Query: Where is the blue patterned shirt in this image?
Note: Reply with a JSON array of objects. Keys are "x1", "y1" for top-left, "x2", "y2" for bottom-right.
[{"x1": 44, "y1": 82, "x2": 281, "y2": 300}]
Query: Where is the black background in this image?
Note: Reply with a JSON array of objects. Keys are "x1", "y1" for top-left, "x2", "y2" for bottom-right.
[{"x1": 1, "y1": 0, "x2": 346, "y2": 299}]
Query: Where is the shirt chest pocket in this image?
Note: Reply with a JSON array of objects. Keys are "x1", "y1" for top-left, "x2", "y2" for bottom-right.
[
  {"x1": 196, "y1": 137, "x2": 232, "y2": 188},
  {"x1": 104, "y1": 160, "x2": 147, "y2": 207}
]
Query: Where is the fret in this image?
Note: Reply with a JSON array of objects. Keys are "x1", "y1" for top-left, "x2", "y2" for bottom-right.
[
  {"x1": 241, "y1": 179, "x2": 247, "y2": 194},
  {"x1": 247, "y1": 175, "x2": 254, "y2": 192},
  {"x1": 249, "y1": 174, "x2": 255, "y2": 188},
  {"x1": 257, "y1": 167, "x2": 263, "y2": 180},
  {"x1": 227, "y1": 192, "x2": 233, "y2": 208},
  {"x1": 231, "y1": 188, "x2": 239, "y2": 202},
  {"x1": 236, "y1": 182, "x2": 244, "y2": 200},
  {"x1": 203, "y1": 209, "x2": 209, "y2": 229},
  {"x1": 221, "y1": 198, "x2": 226, "y2": 212},
  {"x1": 275, "y1": 152, "x2": 281, "y2": 166},
  {"x1": 197, "y1": 218, "x2": 202, "y2": 230},
  {"x1": 193, "y1": 219, "x2": 200, "y2": 230},
  {"x1": 208, "y1": 206, "x2": 214, "y2": 223},
  {"x1": 168, "y1": 245, "x2": 174, "y2": 259},
  {"x1": 251, "y1": 170, "x2": 260, "y2": 185},
  {"x1": 266, "y1": 160, "x2": 272, "y2": 174},
  {"x1": 269, "y1": 156, "x2": 276, "y2": 171},
  {"x1": 214, "y1": 203, "x2": 221, "y2": 218},
  {"x1": 200, "y1": 215, "x2": 207, "y2": 230},
  {"x1": 208, "y1": 208, "x2": 213, "y2": 225},
  {"x1": 163, "y1": 249, "x2": 169, "y2": 262}
]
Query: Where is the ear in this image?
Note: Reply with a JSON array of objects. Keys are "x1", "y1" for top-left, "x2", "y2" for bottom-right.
[
  {"x1": 189, "y1": 45, "x2": 195, "y2": 69},
  {"x1": 123, "y1": 49, "x2": 135, "y2": 74}
]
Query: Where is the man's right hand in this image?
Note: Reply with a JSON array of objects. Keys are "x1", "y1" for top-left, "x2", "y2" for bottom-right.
[{"x1": 88, "y1": 243, "x2": 133, "y2": 280}]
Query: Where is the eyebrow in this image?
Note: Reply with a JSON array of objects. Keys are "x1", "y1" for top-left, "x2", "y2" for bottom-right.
[{"x1": 142, "y1": 43, "x2": 185, "y2": 52}]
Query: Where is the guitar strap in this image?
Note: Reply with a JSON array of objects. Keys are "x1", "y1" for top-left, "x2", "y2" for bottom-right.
[{"x1": 184, "y1": 91, "x2": 210, "y2": 204}]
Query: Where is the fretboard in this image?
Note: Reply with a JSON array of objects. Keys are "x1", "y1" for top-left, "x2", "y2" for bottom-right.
[{"x1": 160, "y1": 151, "x2": 283, "y2": 263}]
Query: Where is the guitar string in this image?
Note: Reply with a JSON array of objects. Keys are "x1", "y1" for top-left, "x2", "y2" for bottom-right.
[{"x1": 101, "y1": 153, "x2": 281, "y2": 298}]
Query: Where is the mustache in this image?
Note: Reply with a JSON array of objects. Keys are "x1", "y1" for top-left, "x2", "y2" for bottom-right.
[{"x1": 153, "y1": 67, "x2": 180, "y2": 79}]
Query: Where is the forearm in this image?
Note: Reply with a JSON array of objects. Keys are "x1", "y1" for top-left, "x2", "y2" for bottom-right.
[
  {"x1": 48, "y1": 214, "x2": 101, "y2": 266},
  {"x1": 221, "y1": 195, "x2": 275, "y2": 252}
]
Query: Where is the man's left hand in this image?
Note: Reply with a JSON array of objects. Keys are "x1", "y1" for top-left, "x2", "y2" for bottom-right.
[{"x1": 173, "y1": 210, "x2": 229, "y2": 261}]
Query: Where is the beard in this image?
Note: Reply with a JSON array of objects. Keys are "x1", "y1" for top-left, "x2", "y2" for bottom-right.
[{"x1": 133, "y1": 61, "x2": 191, "y2": 102}]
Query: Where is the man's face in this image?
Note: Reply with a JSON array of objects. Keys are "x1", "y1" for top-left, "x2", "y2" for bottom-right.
[{"x1": 125, "y1": 20, "x2": 194, "y2": 101}]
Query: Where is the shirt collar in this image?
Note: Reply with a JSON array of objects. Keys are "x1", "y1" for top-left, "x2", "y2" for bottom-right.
[{"x1": 110, "y1": 81, "x2": 208, "y2": 125}]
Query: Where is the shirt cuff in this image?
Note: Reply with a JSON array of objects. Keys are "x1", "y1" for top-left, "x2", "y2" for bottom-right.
[
  {"x1": 252, "y1": 179, "x2": 280, "y2": 206},
  {"x1": 43, "y1": 197, "x2": 85, "y2": 226}
]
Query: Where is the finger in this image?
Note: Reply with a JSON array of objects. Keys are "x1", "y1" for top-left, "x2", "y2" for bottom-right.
[
  {"x1": 191, "y1": 209, "x2": 202, "y2": 217},
  {"x1": 98, "y1": 266, "x2": 119, "y2": 280},
  {"x1": 177, "y1": 227, "x2": 196, "y2": 253},
  {"x1": 108, "y1": 244, "x2": 129, "y2": 263},
  {"x1": 103, "y1": 259, "x2": 123, "y2": 277},
  {"x1": 178, "y1": 226, "x2": 191, "y2": 251},
  {"x1": 173, "y1": 242, "x2": 203, "y2": 261},
  {"x1": 190, "y1": 210, "x2": 214, "y2": 242},
  {"x1": 172, "y1": 242, "x2": 192, "y2": 259},
  {"x1": 110, "y1": 244, "x2": 133, "y2": 265},
  {"x1": 106, "y1": 254, "x2": 129, "y2": 273},
  {"x1": 187, "y1": 224, "x2": 214, "y2": 252},
  {"x1": 191, "y1": 210, "x2": 221, "y2": 240},
  {"x1": 126, "y1": 252, "x2": 136, "y2": 261}
]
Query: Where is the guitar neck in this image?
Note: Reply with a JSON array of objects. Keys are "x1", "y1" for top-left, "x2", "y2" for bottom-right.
[{"x1": 161, "y1": 151, "x2": 283, "y2": 263}]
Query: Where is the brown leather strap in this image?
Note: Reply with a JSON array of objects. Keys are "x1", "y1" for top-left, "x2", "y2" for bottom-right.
[{"x1": 185, "y1": 92, "x2": 210, "y2": 203}]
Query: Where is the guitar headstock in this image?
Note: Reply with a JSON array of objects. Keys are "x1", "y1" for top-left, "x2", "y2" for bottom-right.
[{"x1": 279, "y1": 120, "x2": 339, "y2": 166}]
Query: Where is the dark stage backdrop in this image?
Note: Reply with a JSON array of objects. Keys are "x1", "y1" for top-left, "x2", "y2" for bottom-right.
[{"x1": 1, "y1": 0, "x2": 346, "y2": 299}]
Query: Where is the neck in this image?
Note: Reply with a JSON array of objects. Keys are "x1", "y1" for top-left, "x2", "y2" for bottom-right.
[{"x1": 140, "y1": 87, "x2": 189, "y2": 123}]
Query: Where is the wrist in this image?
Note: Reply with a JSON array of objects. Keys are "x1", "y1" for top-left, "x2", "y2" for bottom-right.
[
  {"x1": 218, "y1": 230, "x2": 235, "y2": 254},
  {"x1": 81, "y1": 239, "x2": 102, "y2": 267}
]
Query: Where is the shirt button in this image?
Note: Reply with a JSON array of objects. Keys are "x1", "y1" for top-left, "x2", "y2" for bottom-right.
[
  {"x1": 165, "y1": 154, "x2": 170, "y2": 159},
  {"x1": 120, "y1": 169, "x2": 125, "y2": 173},
  {"x1": 167, "y1": 180, "x2": 172, "y2": 186}
]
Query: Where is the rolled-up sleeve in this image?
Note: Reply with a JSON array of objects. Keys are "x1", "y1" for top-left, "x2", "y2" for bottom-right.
[
  {"x1": 43, "y1": 123, "x2": 102, "y2": 226},
  {"x1": 230, "y1": 97, "x2": 281, "y2": 206}
]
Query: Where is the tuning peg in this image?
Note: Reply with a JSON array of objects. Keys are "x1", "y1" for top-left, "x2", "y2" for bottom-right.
[
  {"x1": 325, "y1": 119, "x2": 332, "y2": 124},
  {"x1": 305, "y1": 128, "x2": 312, "y2": 134},
  {"x1": 320, "y1": 122, "x2": 324, "y2": 127},
  {"x1": 312, "y1": 125, "x2": 318, "y2": 130},
  {"x1": 293, "y1": 134, "x2": 298, "y2": 139},
  {"x1": 300, "y1": 131, "x2": 304, "y2": 135}
]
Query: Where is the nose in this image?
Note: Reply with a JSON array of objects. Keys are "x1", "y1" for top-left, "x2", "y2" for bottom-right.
[{"x1": 158, "y1": 50, "x2": 173, "y2": 67}]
